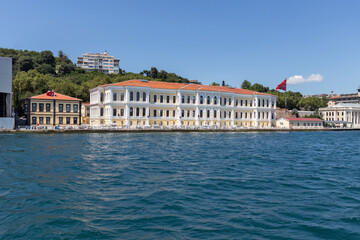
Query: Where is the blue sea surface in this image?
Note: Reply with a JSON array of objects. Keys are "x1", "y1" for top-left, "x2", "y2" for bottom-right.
[{"x1": 1, "y1": 132, "x2": 360, "y2": 239}]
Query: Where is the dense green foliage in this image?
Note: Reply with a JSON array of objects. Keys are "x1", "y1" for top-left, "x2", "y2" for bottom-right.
[{"x1": 0, "y1": 48, "x2": 191, "y2": 113}]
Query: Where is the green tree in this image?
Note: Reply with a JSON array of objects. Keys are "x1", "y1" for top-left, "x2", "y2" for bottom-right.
[
  {"x1": 158, "y1": 70, "x2": 168, "y2": 80},
  {"x1": 17, "y1": 55, "x2": 34, "y2": 72},
  {"x1": 150, "y1": 67, "x2": 158, "y2": 78},
  {"x1": 241, "y1": 80, "x2": 251, "y2": 89},
  {"x1": 40, "y1": 50, "x2": 56, "y2": 66},
  {"x1": 211, "y1": 82, "x2": 220, "y2": 86}
]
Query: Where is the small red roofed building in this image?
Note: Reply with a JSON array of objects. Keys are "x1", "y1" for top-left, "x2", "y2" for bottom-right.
[
  {"x1": 276, "y1": 117, "x2": 323, "y2": 129},
  {"x1": 22, "y1": 92, "x2": 82, "y2": 126}
]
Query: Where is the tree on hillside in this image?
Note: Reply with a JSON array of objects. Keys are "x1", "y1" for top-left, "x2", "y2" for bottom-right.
[
  {"x1": 211, "y1": 82, "x2": 220, "y2": 86},
  {"x1": 241, "y1": 80, "x2": 251, "y2": 89},
  {"x1": 17, "y1": 55, "x2": 34, "y2": 72},
  {"x1": 150, "y1": 67, "x2": 159, "y2": 79},
  {"x1": 158, "y1": 70, "x2": 168, "y2": 81},
  {"x1": 40, "y1": 50, "x2": 56, "y2": 66}
]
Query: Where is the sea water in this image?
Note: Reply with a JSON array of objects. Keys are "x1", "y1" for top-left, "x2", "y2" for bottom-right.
[{"x1": 1, "y1": 132, "x2": 360, "y2": 239}]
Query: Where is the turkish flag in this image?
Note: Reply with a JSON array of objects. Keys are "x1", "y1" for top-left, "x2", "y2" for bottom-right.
[{"x1": 276, "y1": 79, "x2": 286, "y2": 91}]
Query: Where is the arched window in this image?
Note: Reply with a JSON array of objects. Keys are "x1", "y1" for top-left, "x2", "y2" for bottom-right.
[
  {"x1": 136, "y1": 107, "x2": 140, "y2": 116},
  {"x1": 130, "y1": 92, "x2": 134, "y2": 101},
  {"x1": 166, "y1": 95, "x2": 170, "y2": 103},
  {"x1": 214, "y1": 96, "x2": 218, "y2": 105},
  {"x1": 199, "y1": 110, "x2": 203, "y2": 118},
  {"x1": 187, "y1": 110, "x2": 190, "y2": 117},
  {"x1": 153, "y1": 95, "x2": 157, "y2": 103},
  {"x1": 236, "y1": 99, "x2": 239, "y2": 106},
  {"x1": 235, "y1": 112, "x2": 238, "y2": 119},
  {"x1": 182, "y1": 95, "x2": 185, "y2": 103},
  {"x1": 207, "y1": 110, "x2": 210, "y2": 118},
  {"x1": 143, "y1": 92, "x2": 146, "y2": 102},
  {"x1": 258, "y1": 99, "x2": 261, "y2": 107},
  {"x1": 160, "y1": 95, "x2": 164, "y2": 103},
  {"x1": 153, "y1": 109, "x2": 157, "y2": 117},
  {"x1": 249, "y1": 100, "x2": 252, "y2": 107},
  {"x1": 187, "y1": 96, "x2": 190, "y2": 104},
  {"x1": 267, "y1": 100, "x2": 269, "y2": 107},
  {"x1": 130, "y1": 107, "x2": 133, "y2": 116},
  {"x1": 258, "y1": 112, "x2": 261, "y2": 119},
  {"x1": 143, "y1": 108, "x2": 146, "y2": 116},
  {"x1": 136, "y1": 92, "x2": 140, "y2": 101},
  {"x1": 207, "y1": 96, "x2": 210, "y2": 104},
  {"x1": 224, "y1": 111, "x2": 227, "y2": 118},
  {"x1": 100, "y1": 108, "x2": 104, "y2": 116},
  {"x1": 229, "y1": 111, "x2": 231, "y2": 118},
  {"x1": 224, "y1": 98, "x2": 227, "y2": 105},
  {"x1": 193, "y1": 110, "x2": 195, "y2": 117},
  {"x1": 240, "y1": 100, "x2": 243, "y2": 106},
  {"x1": 192, "y1": 96, "x2": 196, "y2": 104},
  {"x1": 245, "y1": 112, "x2": 247, "y2": 119},
  {"x1": 100, "y1": 93, "x2": 104, "y2": 102},
  {"x1": 262, "y1": 99, "x2": 265, "y2": 107},
  {"x1": 240, "y1": 112, "x2": 243, "y2": 118},
  {"x1": 229, "y1": 98, "x2": 232, "y2": 105},
  {"x1": 200, "y1": 95, "x2": 204, "y2": 104},
  {"x1": 214, "y1": 110, "x2": 217, "y2": 118}
]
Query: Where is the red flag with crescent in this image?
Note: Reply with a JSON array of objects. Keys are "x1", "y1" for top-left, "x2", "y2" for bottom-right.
[{"x1": 276, "y1": 79, "x2": 287, "y2": 91}]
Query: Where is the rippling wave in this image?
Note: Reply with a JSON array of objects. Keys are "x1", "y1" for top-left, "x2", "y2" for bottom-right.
[{"x1": 1, "y1": 132, "x2": 360, "y2": 239}]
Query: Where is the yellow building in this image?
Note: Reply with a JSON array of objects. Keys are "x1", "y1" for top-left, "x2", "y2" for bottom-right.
[
  {"x1": 81, "y1": 102, "x2": 90, "y2": 124},
  {"x1": 90, "y1": 79, "x2": 277, "y2": 128},
  {"x1": 276, "y1": 117, "x2": 323, "y2": 129},
  {"x1": 23, "y1": 92, "x2": 82, "y2": 127}
]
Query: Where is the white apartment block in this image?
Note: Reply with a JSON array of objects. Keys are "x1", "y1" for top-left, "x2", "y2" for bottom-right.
[
  {"x1": 90, "y1": 79, "x2": 277, "y2": 128},
  {"x1": 0, "y1": 57, "x2": 14, "y2": 129},
  {"x1": 77, "y1": 51, "x2": 119, "y2": 74}
]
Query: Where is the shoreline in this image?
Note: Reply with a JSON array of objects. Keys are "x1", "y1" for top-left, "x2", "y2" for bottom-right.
[{"x1": 0, "y1": 128, "x2": 358, "y2": 134}]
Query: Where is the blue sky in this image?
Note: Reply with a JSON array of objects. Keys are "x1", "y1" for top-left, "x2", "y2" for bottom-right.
[{"x1": 1, "y1": 0, "x2": 360, "y2": 94}]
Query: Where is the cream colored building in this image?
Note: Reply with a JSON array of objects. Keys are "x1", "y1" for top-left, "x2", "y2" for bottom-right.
[
  {"x1": 276, "y1": 117, "x2": 323, "y2": 129},
  {"x1": 319, "y1": 103, "x2": 360, "y2": 128},
  {"x1": 90, "y1": 79, "x2": 277, "y2": 128},
  {"x1": 77, "y1": 51, "x2": 120, "y2": 74},
  {"x1": 81, "y1": 102, "x2": 90, "y2": 124},
  {"x1": 23, "y1": 92, "x2": 82, "y2": 126}
]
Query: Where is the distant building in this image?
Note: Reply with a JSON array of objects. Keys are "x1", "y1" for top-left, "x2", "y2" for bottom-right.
[
  {"x1": 298, "y1": 110, "x2": 315, "y2": 117},
  {"x1": 81, "y1": 102, "x2": 90, "y2": 124},
  {"x1": 276, "y1": 117, "x2": 323, "y2": 129},
  {"x1": 77, "y1": 51, "x2": 120, "y2": 74},
  {"x1": 0, "y1": 57, "x2": 14, "y2": 129},
  {"x1": 327, "y1": 87, "x2": 360, "y2": 106},
  {"x1": 22, "y1": 92, "x2": 82, "y2": 127},
  {"x1": 319, "y1": 103, "x2": 360, "y2": 128}
]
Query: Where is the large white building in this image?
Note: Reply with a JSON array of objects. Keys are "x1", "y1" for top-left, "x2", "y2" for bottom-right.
[
  {"x1": 0, "y1": 57, "x2": 14, "y2": 129},
  {"x1": 77, "y1": 51, "x2": 120, "y2": 74},
  {"x1": 89, "y1": 79, "x2": 277, "y2": 128},
  {"x1": 320, "y1": 103, "x2": 360, "y2": 128}
]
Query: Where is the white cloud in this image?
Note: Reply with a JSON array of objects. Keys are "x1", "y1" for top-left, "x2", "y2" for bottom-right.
[{"x1": 288, "y1": 74, "x2": 324, "y2": 85}]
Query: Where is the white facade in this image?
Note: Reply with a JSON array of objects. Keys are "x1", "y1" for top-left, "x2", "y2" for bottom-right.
[
  {"x1": 0, "y1": 57, "x2": 14, "y2": 129},
  {"x1": 77, "y1": 51, "x2": 120, "y2": 74},
  {"x1": 89, "y1": 80, "x2": 277, "y2": 128},
  {"x1": 320, "y1": 103, "x2": 360, "y2": 128}
]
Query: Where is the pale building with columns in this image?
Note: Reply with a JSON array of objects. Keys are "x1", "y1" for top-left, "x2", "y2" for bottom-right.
[
  {"x1": 319, "y1": 103, "x2": 360, "y2": 128},
  {"x1": 89, "y1": 79, "x2": 277, "y2": 128}
]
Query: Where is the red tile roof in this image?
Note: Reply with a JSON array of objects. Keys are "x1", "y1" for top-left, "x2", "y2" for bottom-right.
[
  {"x1": 283, "y1": 117, "x2": 323, "y2": 122},
  {"x1": 30, "y1": 92, "x2": 82, "y2": 101},
  {"x1": 99, "y1": 79, "x2": 272, "y2": 96}
]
